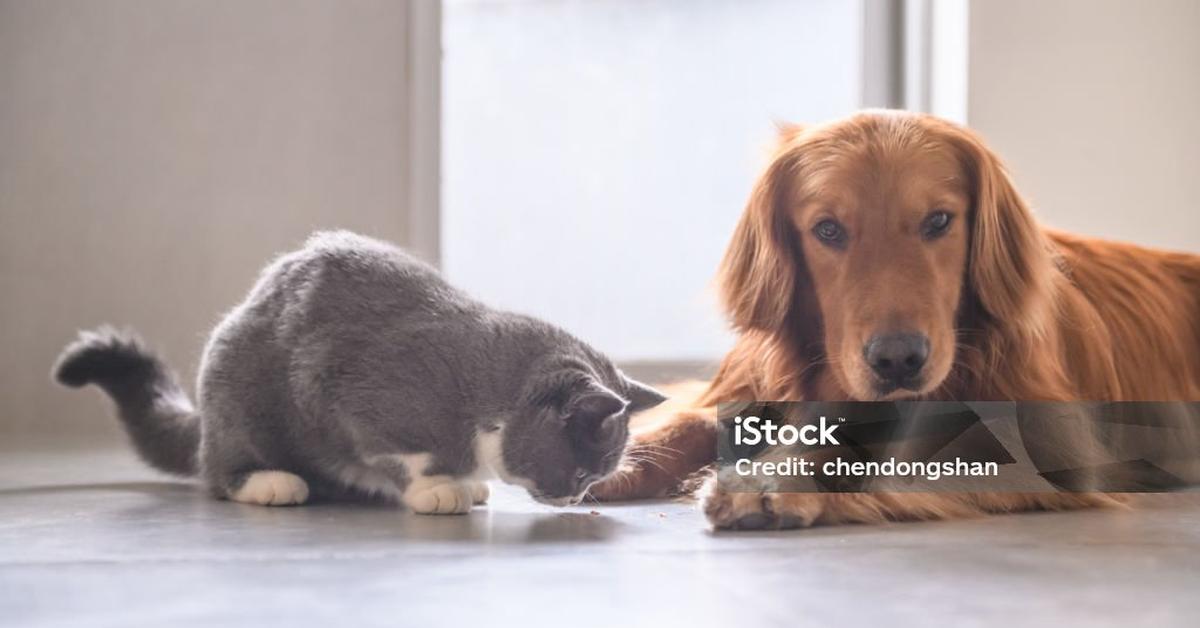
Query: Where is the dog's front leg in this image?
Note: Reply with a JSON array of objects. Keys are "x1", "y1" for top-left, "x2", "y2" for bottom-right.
[{"x1": 701, "y1": 476, "x2": 1125, "y2": 530}]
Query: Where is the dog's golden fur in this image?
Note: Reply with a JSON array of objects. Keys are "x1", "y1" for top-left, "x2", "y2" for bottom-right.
[{"x1": 592, "y1": 111, "x2": 1200, "y2": 528}]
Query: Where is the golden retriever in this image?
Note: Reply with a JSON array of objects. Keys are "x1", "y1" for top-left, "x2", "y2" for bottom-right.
[{"x1": 592, "y1": 110, "x2": 1200, "y2": 529}]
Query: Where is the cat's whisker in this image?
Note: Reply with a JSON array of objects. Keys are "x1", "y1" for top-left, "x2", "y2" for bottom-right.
[
  {"x1": 627, "y1": 442, "x2": 683, "y2": 456},
  {"x1": 622, "y1": 454, "x2": 670, "y2": 475}
]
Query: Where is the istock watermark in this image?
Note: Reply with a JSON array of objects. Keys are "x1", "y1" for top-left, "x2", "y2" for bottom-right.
[
  {"x1": 716, "y1": 402, "x2": 1200, "y2": 493},
  {"x1": 733, "y1": 414, "x2": 841, "y2": 446}
]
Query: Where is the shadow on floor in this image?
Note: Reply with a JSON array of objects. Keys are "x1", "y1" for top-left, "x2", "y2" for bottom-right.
[{"x1": 0, "y1": 478, "x2": 631, "y2": 546}]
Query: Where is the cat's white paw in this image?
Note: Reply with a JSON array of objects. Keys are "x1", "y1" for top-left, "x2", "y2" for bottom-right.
[
  {"x1": 404, "y1": 481, "x2": 476, "y2": 515},
  {"x1": 470, "y1": 481, "x2": 490, "y2": 505},
  {"x1": 231, "y1": 470, "x2": 310, "y2": 506}
]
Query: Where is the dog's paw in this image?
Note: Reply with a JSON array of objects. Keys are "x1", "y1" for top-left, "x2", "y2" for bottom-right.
[
  {"x1": 587, "y1": 466, "x2": 649, "y2": 501},
  {"x1": 231, "y1": 470, "x2": 310, "y2": 506},
  {"x1": 701, "y1": 477, "x2": 823, "y2": 530},
  {"x1": 589, "y1": 414, "x2": 717, "y2": 501},
  {"x1": 404, "y1": 481, "x2": 476, "y2": 515}
]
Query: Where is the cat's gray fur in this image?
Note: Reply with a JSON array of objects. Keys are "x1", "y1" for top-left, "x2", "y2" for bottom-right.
[{"x1": 54, "y1": 231, "x2": 665, "y2": 510}]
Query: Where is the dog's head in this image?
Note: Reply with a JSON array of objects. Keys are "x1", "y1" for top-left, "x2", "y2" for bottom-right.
[{"x1": 719, "y1": 111, "x2": 1055, "y2": 400}]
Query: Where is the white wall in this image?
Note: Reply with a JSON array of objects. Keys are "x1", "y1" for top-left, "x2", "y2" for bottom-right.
[
  {"x1": 0, "y1": 0, "x2": 416, "y2": 441},
  {"x1": 967, "y1": 0, "x2": 1200, "y2": 252}
]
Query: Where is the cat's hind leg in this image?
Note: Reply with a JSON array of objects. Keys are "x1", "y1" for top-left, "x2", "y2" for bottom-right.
[
  {"x1": 227, "y1": 470, "x2": 311, "y2": 506},
  {"x1": 197, "y1": 368, "x2": 310, "y2": 506},
  {"x1": 201, "y1": 438, "x2": 309, "y2": 506},
  {"x1": 200, "y1": 433, "x2": 311, "y2": 506}
]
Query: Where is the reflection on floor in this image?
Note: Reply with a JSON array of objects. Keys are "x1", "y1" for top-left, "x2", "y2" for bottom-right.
[{"x1": 2, "y1": 446, "x2": 1199, "y2": 627}]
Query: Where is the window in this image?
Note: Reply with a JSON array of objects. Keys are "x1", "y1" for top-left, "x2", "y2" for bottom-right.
[{"x1": 443, "y1": 0, "x2": 870, "y2": 361}]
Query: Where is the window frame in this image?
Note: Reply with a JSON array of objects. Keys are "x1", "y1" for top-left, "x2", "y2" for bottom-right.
[{"x1": 421, "y1": 0, "x2": 957, "y2": 267}]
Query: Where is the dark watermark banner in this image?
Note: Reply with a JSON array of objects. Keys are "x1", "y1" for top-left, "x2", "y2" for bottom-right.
[{"x1": 716, "y1": 402, "x2": 1200, "y2": 493}]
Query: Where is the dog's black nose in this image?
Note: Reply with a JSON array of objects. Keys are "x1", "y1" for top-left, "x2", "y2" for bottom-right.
[{"x1": 863, "y1": 333, "x2": 929, "y2": 385}]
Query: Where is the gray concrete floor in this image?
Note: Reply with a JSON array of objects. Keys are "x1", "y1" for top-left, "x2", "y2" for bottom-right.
[{"x1": 2, "y1": 445, "x2": 1199, "y2": 628}]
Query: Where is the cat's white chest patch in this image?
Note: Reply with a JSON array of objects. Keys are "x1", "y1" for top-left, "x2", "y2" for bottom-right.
[{"x1": 473, "y1": 428, "x2": 534, "y2": 491}]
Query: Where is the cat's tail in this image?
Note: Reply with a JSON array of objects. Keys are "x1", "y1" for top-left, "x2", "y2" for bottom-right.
[{"x1": 52, "y1": 327, "x2": 201, "y2": 477}]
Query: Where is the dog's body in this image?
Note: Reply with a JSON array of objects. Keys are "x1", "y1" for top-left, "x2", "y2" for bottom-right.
[{"x1": 592, "y1": 111, "x2": 1200, "y2": 528}]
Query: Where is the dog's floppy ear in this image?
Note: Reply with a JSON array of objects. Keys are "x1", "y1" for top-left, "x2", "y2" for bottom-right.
[
  {"x1": 717, "y1": 138, "x2": 804, "y2": 332},
  {"x1": 951, "y1": 127, "x2": 1056, "y2": 336}
]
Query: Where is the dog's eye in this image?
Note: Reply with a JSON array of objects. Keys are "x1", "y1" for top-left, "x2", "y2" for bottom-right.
[
  {"x1": 812, "y1": 219, "x2": 847, "y2": 246},
  {"x1": 921, "y1": 210, "x2": 953, "y2": 239}
]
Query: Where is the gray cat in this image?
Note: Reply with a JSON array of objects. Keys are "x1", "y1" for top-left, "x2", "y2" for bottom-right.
[{"x1": 54, "y1": 231, "x2": 665, "y2": 513}]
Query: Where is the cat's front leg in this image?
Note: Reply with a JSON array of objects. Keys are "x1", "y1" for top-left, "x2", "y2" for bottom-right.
[
  {"x1": 469, "y1": 481, "x2": 490, "y2": 505},
  {"x1": 365, "y1": 454, "x2": 485, "y2": 514},
  {"x1": 701, "y1": 474, "x2": 1125, "y2": 530},
  {"x1": 403, "y1": 478, "x2": 479, "y2": 515}
]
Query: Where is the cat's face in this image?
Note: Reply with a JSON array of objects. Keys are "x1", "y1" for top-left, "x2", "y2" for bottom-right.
[{"x1": 496, "y1": 367, "x2": 666, "y2": 505}]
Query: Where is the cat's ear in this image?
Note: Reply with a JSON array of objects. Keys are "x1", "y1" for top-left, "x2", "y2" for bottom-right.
[
  {"x1": 566, "y1": 383, "x2": 626, "y2": 423},
  {"x1": 623, "y1": 375, "x2": 667, "y2": 413},
  {"x1": 563, "y1": 381, "x2": 628, "y2": 448}
]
